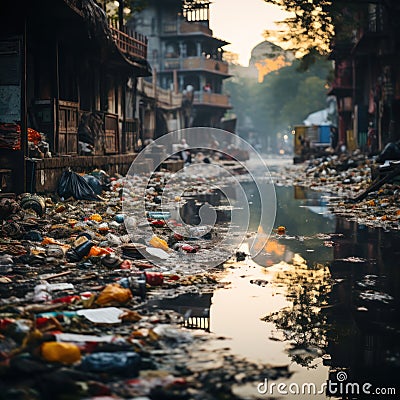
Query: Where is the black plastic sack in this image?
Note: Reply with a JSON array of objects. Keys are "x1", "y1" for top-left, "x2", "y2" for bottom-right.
[
  {"x1": 83, "y1": 174, "x2": 103, "y2": 195},
  {"x1": 376, "y1": 141, "x2": 400, "y2": 163},
  {"x1": 57, "y1": 170, "x2": 100, "y2": 201}
]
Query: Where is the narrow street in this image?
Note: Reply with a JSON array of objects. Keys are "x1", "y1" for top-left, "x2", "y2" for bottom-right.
[
  {"x1": 0, "y1": 154, "x2": 399, "y2": 399},
  {"x1": 1, "y1": 0, "x2": 400, "y2": 399}
]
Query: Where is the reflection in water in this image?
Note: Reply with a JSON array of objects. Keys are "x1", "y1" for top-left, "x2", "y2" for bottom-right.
[
  {"x1": 210, "y1": 184, "x2": 399, "y2": 398},
  {"x1": 324, "y1": 217, "x2": 400, "y2": 396},
  {"x1": 262, "y1": 255, "x2": 332, "y2": 369},
  {"x1": 146, "y1": 293, "x2": 212, "y2": 332},
  {"x1": 148, "y1": 182, "x2": 399, "y2": 398}
]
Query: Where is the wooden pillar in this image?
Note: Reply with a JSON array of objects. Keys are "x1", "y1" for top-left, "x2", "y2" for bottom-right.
[
  {"x1": 20, "y1": 17, "x2": 27, "y2": 193},
  {"x1": 121, "y1": 76, "x2": 126, "y2": 153},
  {"x1": 173, "y1": 69, "x2": 178, "y2": 94},
  {"x1": 118, "y1": 0, "x2": 124, "y2": 29}
]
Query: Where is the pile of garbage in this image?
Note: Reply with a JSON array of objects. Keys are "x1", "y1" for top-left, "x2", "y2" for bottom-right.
[
  {"x1": 273, "y1": 152, "x2": 400, "y2": 231},
  {"x1": 0, "y1": 168, "x2": 288, "y2": 399}
]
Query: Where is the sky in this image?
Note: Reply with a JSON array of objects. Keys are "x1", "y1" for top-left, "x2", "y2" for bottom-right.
[{"x1": 209, "y1": 0, "x2": 289, "y2": 66}]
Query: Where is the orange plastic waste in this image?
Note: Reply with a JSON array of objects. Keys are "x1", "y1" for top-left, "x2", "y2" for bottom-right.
[
  {"x1": 149, "y1": 236, "x2": 169, "y2": 252},
  {"x1": 89, "y1": 213, "x2": 102, "y2": 222},
  {"x1": 41, "y1": 341, "x2": 81, "y2": 364},
  {"x1": 41, "y1": 237, "x2": 71, "y2": 250},
  {"x1": 87, "y1": 246, "x2": 112, "y2": 257},
  {"x1": 41, "y1": 237, "x2": 62, "y2": 246},
  {"x1": 96, "y1": 283, "x2": 132, "y2": 305}
]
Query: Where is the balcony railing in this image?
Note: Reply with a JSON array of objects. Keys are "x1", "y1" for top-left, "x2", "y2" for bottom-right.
[
  {"x1": 193, "y1": 91, "x2": 230, "y2": 108},
  {"x1": 183, "y1": 57, "x2": 228, "y2": 74},
  {"x1": 138, "y1": 79, "x2": 182, "y2": 108},
  {"x1": 163, "y1": 56, "x2": 229, "y2": 74},
  {"x1": 109, "y1": 21, "x2": 148, "y2": 60},
  {"x1": 162, "y1": 20, "x2": 212, "y2": 36}
]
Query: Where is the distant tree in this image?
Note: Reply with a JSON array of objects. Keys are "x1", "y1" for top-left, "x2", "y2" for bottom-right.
[
  {"x1": 225, "y1": 56, "x2": 332, "y2": 151},
  {"x1": 98, "y1": 0, "x2": 148, "y2": 23},
  {"x1": 262, "y1": 0, "x2": 366, "y2": 68},
  {"x1": 223, "y1": 51, "x2": 241, "y2": 65}
]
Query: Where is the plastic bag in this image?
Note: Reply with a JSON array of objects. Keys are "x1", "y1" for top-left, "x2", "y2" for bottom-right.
[
  {"x1": 41, "y1": 341, "x2": 81, "y2": 364},
  {"x1": 83, "y1": 174, "x2": 103, "y2": 195},
  {"x1": 96, "y1": 283, "x2": 132, "y2": 306},
  {"x1": 80, "y1": 351, "x2": 140, "y2": 373},
  {"x1": 57, "y1": 169, "x2": 100, "y2": 201},
  {"x1": 149, "y1": 235, "x2": 169, "y2": 251},
  {"x1": 376, "y1": 141, "x2": 400, "y2": 163}
]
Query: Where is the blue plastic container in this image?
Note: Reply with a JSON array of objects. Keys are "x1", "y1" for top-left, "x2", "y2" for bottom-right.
[{"x1": 319, "y1": 125, "x2": 331, "y2": 144}]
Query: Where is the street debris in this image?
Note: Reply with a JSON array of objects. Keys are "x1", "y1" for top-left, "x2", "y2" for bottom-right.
[
  {"x1": 271, "y1": 152, "x2": 400, "y2": 231},
  {"x1": 0, "y1": 167, "x2": 289, "y2": 400}
]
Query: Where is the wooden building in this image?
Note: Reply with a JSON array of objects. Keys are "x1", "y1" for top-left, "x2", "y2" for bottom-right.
[
  {"x1": 0, "y1": 0, "x2": 153, "y2": 193},
  {"x1": 328, "y1": 1, "x2": 400, "y2": 152}
]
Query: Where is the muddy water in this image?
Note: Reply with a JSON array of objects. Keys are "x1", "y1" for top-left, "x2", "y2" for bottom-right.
[
  {"x1": 147, "y1": 174, "x2": 400, "y2": 399},
  {"x1": 209, "y1": 184, "x2": 400, "y2": 399},
  {"x1": 155, "y1": 181, "x2": 400, "y2": 399}
]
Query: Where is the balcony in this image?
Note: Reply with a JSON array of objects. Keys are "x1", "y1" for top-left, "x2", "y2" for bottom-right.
[
  {"x1": 180, "y1": 21, "x2": 212, "y2": 35},
  {"x1": 138, "y1": 80, "x2": 182, "y2": 109},
  {"x1": 183, "y1": 57, "x2": 228, "y2": 74},
  {"x1": 193, "y1": 91, "x2": 231, "y2": 108},
  {"x1": 163, "y1": 20, "x2": 212, "y2": 36},
  {"x1": 352, "y1": 5, "x2": 391, "y2": 56},
  {"x1": 109, "y1": 23, "x2": 148, "y2": 60},
  {"x1": 163, "y1": 57, "x2": 229, "y2": 75}
]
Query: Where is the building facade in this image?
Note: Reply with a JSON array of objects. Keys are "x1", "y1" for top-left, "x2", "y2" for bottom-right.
[
  {"x1": 129, "y1": 0, "x2": 232, "y2": 130},
  {"x1": 0, "y1": 0, "x2": 187, "y2": 193},
  {"x1": 329, "y1": 1, "x2": 400, "y2": 153}
]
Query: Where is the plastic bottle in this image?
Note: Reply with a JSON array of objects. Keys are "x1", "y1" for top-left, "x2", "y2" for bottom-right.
[{"x1": 147, "y1": 211, "x2": 171, "y2": 220}]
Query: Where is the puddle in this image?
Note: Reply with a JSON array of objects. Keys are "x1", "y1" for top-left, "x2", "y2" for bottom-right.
[{"x1": 153, "y1": 184, "x2": 400, "y2": 398}]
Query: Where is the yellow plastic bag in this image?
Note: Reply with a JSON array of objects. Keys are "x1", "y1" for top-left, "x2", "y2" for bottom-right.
[
  {"x1": 89, "y1": 213, "x2": 102, "y2": 222},
  {"x1": 41, "y1": 341, "x2": 81, "y2": 364},
  {"x1": 149, "y1": 235, "x2": 169, "y2": 252},
  {"x1": 96, "y1": 283, "x2": 132, "y2": 306}
]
